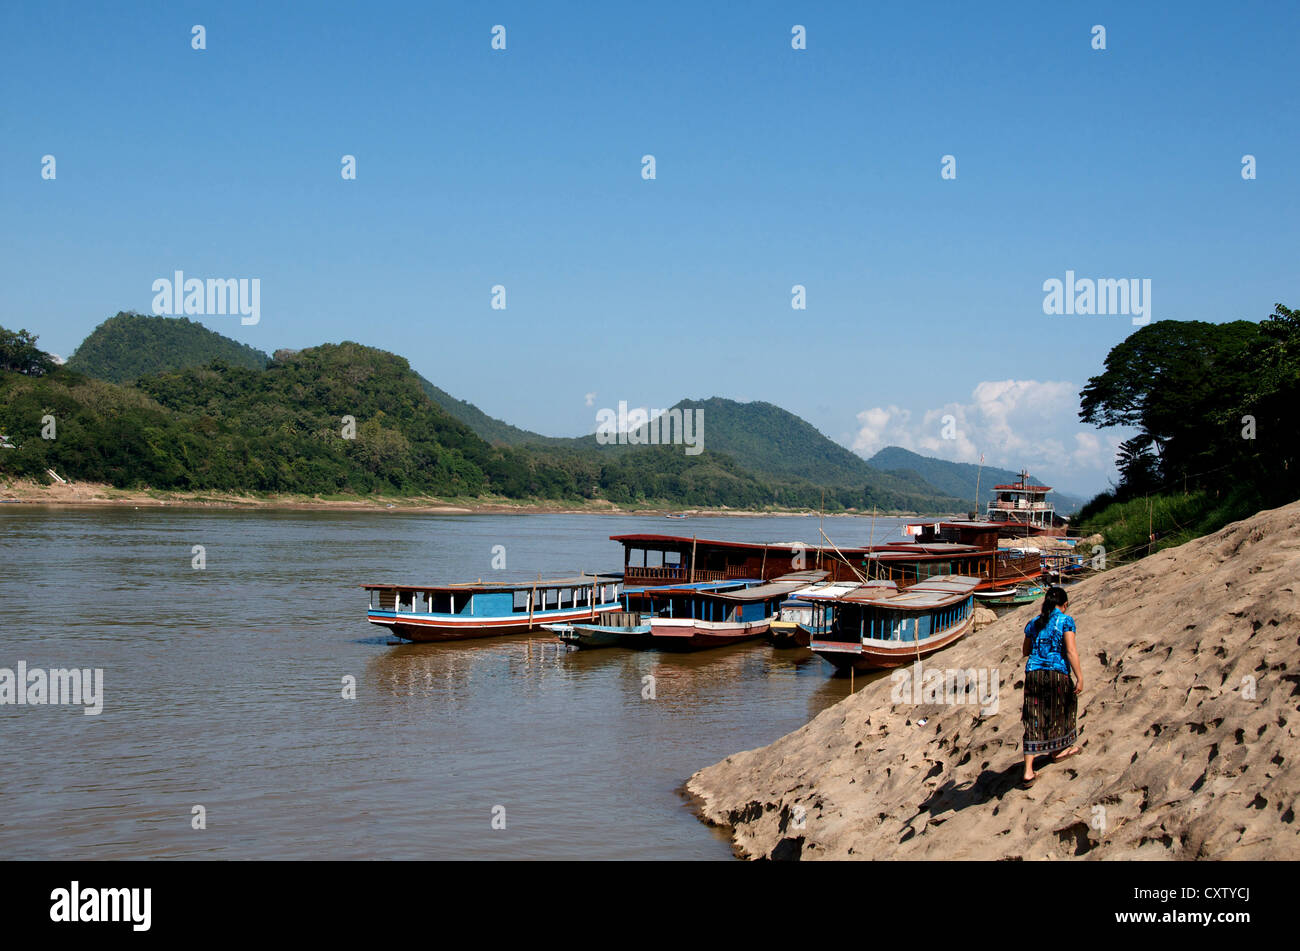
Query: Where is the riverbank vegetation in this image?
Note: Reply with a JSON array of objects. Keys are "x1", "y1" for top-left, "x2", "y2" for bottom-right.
[
  {"x1": 1, "y1": 320, "x2": 968, "y2": 513},
  {"x1": 1075, "y1": 303, "x2": 1299, "y2": 560}
]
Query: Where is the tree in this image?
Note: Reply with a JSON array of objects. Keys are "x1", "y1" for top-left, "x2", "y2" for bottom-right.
[
  {"x1": 1079, "y1": 319, "x2": 1263, "y2": 497},
  {"x1": 0, "y1": 327, "x2": 57, "y2": 376}
]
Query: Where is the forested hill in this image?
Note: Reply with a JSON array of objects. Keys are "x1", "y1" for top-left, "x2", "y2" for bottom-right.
[
  {"x1": 66, "y1": 312, "x2": 270, "y2": 382},
  {"x1": 4, "y1": 316, "x2": 970, "y2": 512}
]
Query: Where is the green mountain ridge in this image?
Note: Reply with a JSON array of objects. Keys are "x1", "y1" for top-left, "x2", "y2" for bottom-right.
[{"x1": 5, "y1": 314, "x2": 998, "y2": 513}]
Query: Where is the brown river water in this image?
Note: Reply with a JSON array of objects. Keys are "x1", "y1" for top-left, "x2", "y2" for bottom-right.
[{"x1": 0, "y1": 509, "x2": 910, "y2": 859}]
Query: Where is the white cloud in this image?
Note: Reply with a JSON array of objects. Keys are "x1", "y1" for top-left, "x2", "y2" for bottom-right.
[{"x1": 852, "y1": 380, "x2": 1123, "y2": 492}]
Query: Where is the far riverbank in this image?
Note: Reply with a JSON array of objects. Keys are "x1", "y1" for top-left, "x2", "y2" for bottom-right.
[{"x1": 0, "y1": 479, "x2": 961, "y2": 520}]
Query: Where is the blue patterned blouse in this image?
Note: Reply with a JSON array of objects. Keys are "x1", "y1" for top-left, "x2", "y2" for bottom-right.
[{"x1": 1024, "y1": 609, "x2": 1075, "y2": 674}]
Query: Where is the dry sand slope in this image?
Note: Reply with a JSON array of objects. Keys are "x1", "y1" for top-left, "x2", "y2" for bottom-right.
[{"x1": 687, "y1": 500, "x2": 1300, "y2": 860}]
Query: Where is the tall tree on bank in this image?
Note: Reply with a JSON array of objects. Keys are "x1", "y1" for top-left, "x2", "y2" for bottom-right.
[{"x1": 1079, "y1": 307, "x2": 1298, "y2": 509}]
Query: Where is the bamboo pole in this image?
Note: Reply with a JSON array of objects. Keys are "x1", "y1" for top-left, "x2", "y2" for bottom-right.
[
  {"x1": 819, "y1": 527, "x2": 869, "y2": 584},
  {"x1": 689, "y1": 535, "x2": 697, "y2": 583}
]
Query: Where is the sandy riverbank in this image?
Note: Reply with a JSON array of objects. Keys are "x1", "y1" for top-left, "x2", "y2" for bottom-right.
[
  {"x1": 686, "y1": 499, "x2": 1300, "y2": 859},
  {"x1": 0, "y1": 479, "x2": 948, "y2": 519}
]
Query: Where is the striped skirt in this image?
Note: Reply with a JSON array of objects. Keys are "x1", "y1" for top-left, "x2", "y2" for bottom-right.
[{"x1": 1022, "y1": 668, "x2": 1077, "y2": 755}]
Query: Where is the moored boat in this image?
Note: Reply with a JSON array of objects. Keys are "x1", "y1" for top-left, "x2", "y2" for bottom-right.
[
  {"x1": 974, "y1": 584, "x2": 1044, "y2": 607},
  {"x1": 554, "y1": 579, "x2": 761, "y2": 649},
  {"x1": 807, "y1": 575, "x2": 979, "y2": 671},
  {"x1": 548, "y1": 612, "x2": 651, "y2": 649},
  {"x1": 363, "y1": 575, "x2": 623, "y2": 642},
  {"x1": 614, "y1": 529, "x2": 1041, "y2": 591},
  {"x1": 769, "y1": 577, "x2": 855, "y2": 648},
  {"x1": 642, "y1": 574, "x2": 813, "y2": 652}
]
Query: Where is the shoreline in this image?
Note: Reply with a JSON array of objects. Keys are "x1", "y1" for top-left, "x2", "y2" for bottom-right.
[{"x1": 0, "y1": 480, "x2": 955, "y2": 519}]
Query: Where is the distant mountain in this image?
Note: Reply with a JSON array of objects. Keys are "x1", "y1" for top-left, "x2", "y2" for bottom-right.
[
  {"x1": 552, "y1": 397, "x2": 970, "y2": 512},
  {"x1": 66, "y1": 312, "x2": 270, "y2": 382},
  {"x1": 866, "y1": 446, "x2": 1085, "y2": 515}
]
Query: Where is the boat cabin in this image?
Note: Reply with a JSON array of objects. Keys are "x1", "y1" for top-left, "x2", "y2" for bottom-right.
[
  {"x1": 806, "y1": 576, "x2": 979, "y2": 647},
  {"x1": 363, "y1": 576, "x2": 622, "y2": 622}
]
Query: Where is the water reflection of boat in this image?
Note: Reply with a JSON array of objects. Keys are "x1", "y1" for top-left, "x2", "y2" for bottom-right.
[
  {"x1": 807, "y1": 575, "x2": 979, "y2": 671},
  {"x1": 363, "y1": 575, "x2": 623, "y2": 642}
]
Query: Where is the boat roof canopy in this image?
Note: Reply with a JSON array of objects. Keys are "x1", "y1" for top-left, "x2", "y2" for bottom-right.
[
  {"x1": 700, "y1": 580, "x2": 808, "y2": 602},
  {"x1": 361, "y1": 574, "x2": 618, "y2": 593},
  {"x1": 804, "y1": 575, "x2": 980, "y2": 609},
  {"x1": 610, "y1": 533, "x2": 871, "y2": 554}
]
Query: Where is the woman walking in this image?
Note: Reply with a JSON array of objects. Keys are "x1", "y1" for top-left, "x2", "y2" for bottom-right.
[{"x1": 1021, "y1": 585, "x2": 1082, "y2": 785}]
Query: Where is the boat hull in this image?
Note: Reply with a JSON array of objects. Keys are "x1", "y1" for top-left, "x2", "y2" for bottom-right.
[
  {"x1": 646, "y1": 617, "x2": 771, "y2": 651},
  {"x1": 811, "y1": 615, "x2": 974, "y2": 671},
  {"x1": 369, "y1": 604, "x2": 622, "y2": 643},
  {"x1": 557, "y1": 622, "x2": 652, "y2": 649},
  {"x1": 769, "y1": 621, "x2": 810, "y2": 649}
]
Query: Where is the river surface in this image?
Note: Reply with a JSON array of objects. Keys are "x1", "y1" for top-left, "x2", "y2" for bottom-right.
[{"x1": 0, "y1": 509, "x2": 911, "y2": 859}]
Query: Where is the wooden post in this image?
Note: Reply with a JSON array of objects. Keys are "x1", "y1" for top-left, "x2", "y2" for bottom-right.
[
  {"x1": 689, "y1": 535, "x2": 697, "y2": 583},
  {"x1": 529, "y1": 582, "x2": 537, "y2": 629}
]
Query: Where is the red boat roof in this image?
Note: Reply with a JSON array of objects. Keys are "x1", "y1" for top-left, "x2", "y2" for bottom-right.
[
  {"x1": 609, "y1": 533, "x2": 872, "y2": 553},
  {"x1": 993, "y1": 483, "x2": 1051, "y2": 492}
]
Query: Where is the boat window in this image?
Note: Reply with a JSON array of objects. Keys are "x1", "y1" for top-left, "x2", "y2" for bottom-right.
[{"x1": 513, "y1": 590, "x2": 529, "y2": 612}]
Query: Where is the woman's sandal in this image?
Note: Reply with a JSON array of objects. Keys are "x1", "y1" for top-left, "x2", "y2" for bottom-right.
[
  {"x1": 1021, "y1": 773, "x2": 1038, "y2": 787},
  {"x1": 1053, "y1": 746, "x2": 1081, "y2": 763}
]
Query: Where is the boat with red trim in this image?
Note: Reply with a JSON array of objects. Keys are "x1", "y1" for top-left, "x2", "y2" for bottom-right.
[
  {"x1": 362, "y1": 575, "x2": 623, "y2": 642},
  {"x1": 806, "y1": 575, "x2": 980, "y2": 671}
]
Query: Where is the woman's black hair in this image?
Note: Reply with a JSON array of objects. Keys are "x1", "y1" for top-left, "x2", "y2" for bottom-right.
[{"x1": 1032, "y1": 585, "x2": 1069, "y2": 633}]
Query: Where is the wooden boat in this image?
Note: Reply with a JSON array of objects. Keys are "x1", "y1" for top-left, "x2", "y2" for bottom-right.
[
  {"x1": 769, "y1": 577, "x2": 854, "y2": 648},
  {"x1": 641, "y1": 574, "x2": 813, "y2": 652},
  {"x1": 984, "y1": 470, "x2": 1071, "y2": 537},
  {"x1": 548, "y1": 612, "x2": 651, "y2": 649},
  {"x1": 362, "y1": 575, "x2": 623, "y2": 642},
  {"x1": 554, "y1": 580, "x2": 758, "y2": 649},
  {"x1": 1041, "y1": 550, "x2": 1085, "y2": 581},
  {"x1": 806, "y1": 575, "x2": 979, "y2": 671},
  {"x1": 769, "y1": 599, "x2": 813, "y2": 648},
  {"x1": 612, "y1": 530, "x2": 1040, "y2": 591},
  {"x1": 974, "y1": 584, "x2": 1044, "y2": 606}
]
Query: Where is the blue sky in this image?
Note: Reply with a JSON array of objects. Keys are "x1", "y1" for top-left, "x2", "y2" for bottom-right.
[{"x1": 3, "y1": 1, "x2": 1297, "y2": 496}]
